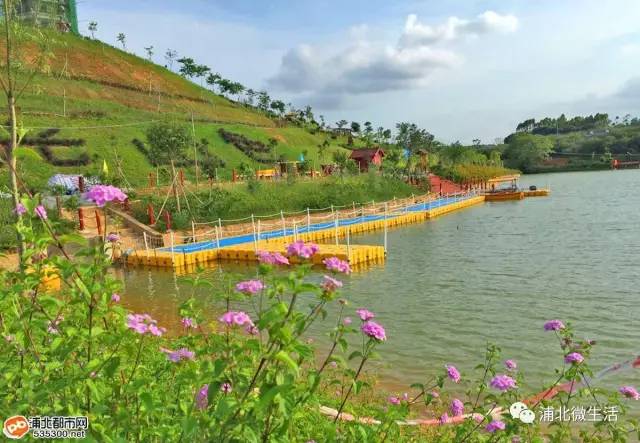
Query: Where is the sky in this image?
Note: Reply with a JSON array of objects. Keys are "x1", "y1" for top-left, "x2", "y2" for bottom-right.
[{"x1": 78, "y1": 0, "x2": 640, "y2": 143}]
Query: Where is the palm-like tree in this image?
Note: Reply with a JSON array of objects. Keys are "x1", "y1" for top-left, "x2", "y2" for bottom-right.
[
  {"x1": 117, "y1": 33, "x2": 126, "y2": 50},
  {"x1": 165, "y1": 49, "x2": 178, "y2": 70},
  {"x1": 144, "y1": 46, "x2": 154, "y2": 61},
  {"x1": 88, "y1": 21, "x2": 97, "y2": 39}
]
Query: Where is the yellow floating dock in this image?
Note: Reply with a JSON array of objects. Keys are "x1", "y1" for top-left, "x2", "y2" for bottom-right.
[{"x1": 125, "y1": 194, "x2": 487, "y2": 271}]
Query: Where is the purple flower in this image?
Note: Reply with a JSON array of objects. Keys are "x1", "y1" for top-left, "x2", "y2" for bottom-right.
[
  {"x1": 14, "y1": 203, "x2": 26, "y2": 216},
  {"x1": 356, "y1": 308, "x2": 375, "y2": 321},
  {"x1": 323, "y1": 256, "x2": 352, "y2": 274},
  {"x1": 84, "y1": 185, "x2": 127, "y2": 207},
  {"x1": 505, "y1": 359, "x2": 517, "y2": 370},
  {"x1": 564, "y1": 352, "x2": 584, "y2": 365},
  {"x1": 619, "y1": 386, "x2": 640, "y2": 400},
  {"x1": 219, "y1": 311, "x2": 254, "y2": 328},
  {"x1": 106, "y1": 232, "x2": 120, "y2": 243},
  {"x1": 361, "y1": 320, "x2": 386, "y2": 341},
  {"x1": 451, "y1": 398, "x2": 464, "y2": 417},
  {"x1": 445, "y1": 365, "x2": 461, "y2": 383},
  {"x1": 431, "y1": 390, "x2": 440, "y2": 398},
  {"x1": 111, "y1": 293, "x2": 120, "y2": 302},
  {"x1": 402, "y1": 392, "x2": 409, "y2": 401},
  {"x1": 343, "y1": 317, "x2": 352, "y2": 326},
  {"x1": 181, "y1": 317, "x2": 196, "y2": 329},
  {"x1": 486, "y1": 420, "x2": 506, "y2": 433},
  {"x1": 34, "y1": 205, "x2": 47, "y2": 220},
  {"x1": 245, "y1": 324, "x2": 259, "y2": 335},
  {"x1": 321, "y1": 275, "x2": 343, "y2": 292},
  {"x1": 126, "y1": 313, "x2": 166, "y2": 336},
  {"x1": 388, "y1": 396, "x2": 400, "y2": 405},
  {"x1": 257, "y1": 250, "x2": 290, "y2": 265},
  {"x1": 439, "y1": 413, "x2": 449, "y2": 425},
  {"x1": 544, "y1": 319, "x2": 565, "y2": 331},
  {"x1": 163, "y1": 347, "x2": 195, "y2": 362},
  {"x1": 235, "y1": 279, "x2": 264, "y2": 295},
  {"x1": 195, "y1": 384, "x2": 209, "y2": 409},
  {"x1": 490, "y1": 374, "x2": 517, "y2": 391},
  {"x1": 220, "y1": 382, "x2": 232, "y2": 394},
  {"x1": 286, "y1": 240, "x2": 319, "y2": 259}
]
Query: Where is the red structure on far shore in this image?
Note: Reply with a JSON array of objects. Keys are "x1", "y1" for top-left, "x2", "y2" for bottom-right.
[{"x1": 349, "y1": 148, "x2": 385, "y2": 172}]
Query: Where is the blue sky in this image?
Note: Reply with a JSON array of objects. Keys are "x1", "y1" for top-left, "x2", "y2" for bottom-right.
[{"x1": 79, "y1": 0, "x2": 640, "y2": 143}]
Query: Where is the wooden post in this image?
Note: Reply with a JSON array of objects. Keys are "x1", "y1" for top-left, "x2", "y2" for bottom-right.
[
  {"x1": 257, "y1": 219, "x2": 261, "y2": 244},
  {"x1": 143, "y1": 232, "x2": 149, "y2": 253},
  {"x1": 164, "y1": 211, "x2": 172, "y2": 231},
  {"x1": 148, "y1": 172, "x2": 154, "y2": 188},
  {"x1": 334, "y1": 212, "x2": 339, "y2": 246},
  {"x1": 78, "y1": 207, "x2": 85, "y2": 230},
  {"x1": 78, "y1": 176, "x2": 85, "y2": 193},
  {"x1": 170, "y1": 231, "x2": 175, "y2": 260},
  {"x1": 306, "y1": 208, "x2": 311, "y2": 232},
  {"x1": 214, "y1": 226, "x2": 221, "y2": 250},
  {"x1": 95, "y1": 210, "x2": 102, "y2": 236},
  {"x1": 232, "y1": 169, "x2": 237, "y2": 183},
  {"x1": 251, "y1": 214, "x2": 257, "y2": 253},
  {"x1": 191, "y1": 220, "x2": 196, "y2": 243},
  {"x1": 55, "y1": 195, "x2": 62, "y2": 218},
  {"x1": 147, "y1": 204, "x2": 156, "y2": 225},
  {"x1": 280, "y1": 210, "x2": 286, "y2": 235},
  {"x1": 191, "y1": 112, "x2": 199, "y2": 188}
]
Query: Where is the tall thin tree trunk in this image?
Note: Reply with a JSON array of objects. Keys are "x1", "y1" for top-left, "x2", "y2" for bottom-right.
[{"x1": 8, "y1": 92, "x2": 24, "y2": 258}]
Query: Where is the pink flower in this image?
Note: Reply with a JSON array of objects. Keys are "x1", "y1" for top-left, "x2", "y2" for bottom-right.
[
  {"x1": 402, "y1": 392, "x2": 409, "y2": 401},
  {"x1": 430, "y1": 390, "x2": 440, "y2": 398},
  {"x1": 445, "y1": 365, "x2": 461, "y2": 383},
  {"x1": 361, "y1": 320, "x2": 386, "y2": 341},
  {"x1": 505, "y1": 359, "x2": 517, "y2": 370},
  {"x1": 181, "y1": 317, "x2": 196, "y2": 329},
  {"x1": 321, "y1": 275, "x2": 342, "y2": 292},
  {"x1": 245, "y1": 324, "x2": 259, "y2": 335},
  {"x1": 286, "y1": 240, "x2": 319, "y2": 259},
  {"x1": 329, "y1": 361, "x2": 338, "y2": 369},
  {"x1": 126, "y1": 313, "x2": 166, "y2": 336},
  {"x1": 388, "y1": 396, "x2": 400, "y2": 405},
  {"x1": 564, "y1": 352, "x2": 584, "y2": 364},
  {"x1": 162, "y1": 347, "x2": 195, "y2": 362},
  {"x1": 14, "y1": 203, "x2": 26, "y2": 216},
  {"x1": 343, "y1": 317, "x2": 352, "y2": 325},
  {"x1": 439, "y1": 413, "x2": 449, "y2": 425},
  {"x1": 490, "y1": 374, "x2": 517, "y2": 391},
  {"x1": 84, "y1": 185, "x2": 127, "y2": 207},
  {"x1": 619, "y1": 386, "x2": 640, "y2": 400},
  {"x1": 219, "y1": 311, "x2": 254, "y2": 328},
  {"x1": 451, "y1": 398, "x2": 464, "y2": 416},
  {"x1": 323, "y1": 256, "x2": 351, "y2": 274},
  {"x1": 106, "y1": 232, "x2": 120, "y2": 243},
  {"x1": 111, "y1": 293, "x2": 120, "y2": 302},
  {"x1": 544, "y1": 319, "x2": 565, "y2": 331},
  {"x1": 221, "y1": 382, "x2": 232, "y2": 394},
  {"x1": 486, "y1": 420, "x2": 506, "y2": 433},
  {"x1": 195, "y1": 384, "x2": 208, "y2": 409},
  {"x1": 356, "y1": 308, "x2": 375, "y2": 321},
  {"x1": 257, "y1": 250, "x2": 290, "y2": 265},
  {"x1": 34, "y1": 205, "x2": 47, "y2": 220},
  {"x1": 235, "y1": 279, "x2": 264, "y2": 295}
]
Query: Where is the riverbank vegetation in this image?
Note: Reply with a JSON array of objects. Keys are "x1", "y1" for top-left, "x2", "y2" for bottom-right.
[{"x1": 2, "y1": 192, "x2": 638, "y2": 441}]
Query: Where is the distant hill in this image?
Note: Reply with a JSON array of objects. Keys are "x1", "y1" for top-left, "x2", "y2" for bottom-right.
[{"x1": 1, "y1": 31, "x2": 349, "y2": 189}]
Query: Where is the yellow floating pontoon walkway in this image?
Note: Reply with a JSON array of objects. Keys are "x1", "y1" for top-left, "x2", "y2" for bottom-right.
[{"x1": 125, "y1": 193, "x2": 487, "y2": 270}]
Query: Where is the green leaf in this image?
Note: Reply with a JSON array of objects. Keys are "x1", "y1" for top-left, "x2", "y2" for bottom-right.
[{"x1": 275, "y1": 351, "x2": 299, "y2": 375}]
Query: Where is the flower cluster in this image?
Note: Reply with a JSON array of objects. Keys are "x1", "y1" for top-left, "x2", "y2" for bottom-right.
[
  {"x1": 450, "y1": 398, "x2": 464, "y2": 416},
  {"x1": 235, "y1": 279, "x2": 264, "y2": 295},
  {"x1": 221, "y1": 382, "x2": 233, "y2": 394},
  {"x1": 14, "y1": 203, "x2": 26, "y2": 216},
  {"x1": 490, "y1": 374, "x2": 517, "y2": 391},
  {"x1": 106, "y1": 232, "x2": 120, "y2": 243},
  {"x1": 564, "y1": 352, "x2": 584, "y2": 365},
  {"x1": 84, "y1": 185, "x2": 127, "y2": 207},
  {"x1": 257, "y1": 250, "x2": 290, "y2": 265},
  {"x1": 321, "y1": 275, "x2": 342, "y2": 293},
  {"x1": 162, "y1": 347, "x2": 195, "y2": 363},
  {"x1": 195, "y1": 384, "x2": 209, "y2": 410},
  {"x1": 446, "y1": 365, "x2": 461, "y2": 383},
  {"x1": 544, "y1": 319, "x2": 565, "y2": 331},
  {"x1": 619, "y1": 386, "x2": 640, "y2": 400},
  {"x1": 219, "y1": 311, "x2": 255, "y2": 334},
  {"x1": 35, "y1": 205, "x2": 47, "y2": 220},
  {"x1": 111, "y1": 293, "x2": 121, "y2": 303},
  {"x1": 486, "y1": 420, "x2": 505, "y2": 433},
  {"x1": 361, "y1": 321, "x2": 386, "y2": 341},
  {"x1": 323, "y1": 256, "x2": 351, "y2": 274},
  {"x1": 126, "y1": 313, "x2": 166, "y2": 336},
  {"x1": 504, "y1": 359, "x2": 517, "y2": 370},
  {"x1": 356, "y1": 309, "x2": 375, "y2": 321},
  {"x1": 286, "y1": 240, "x2": 319, "y2": 259},
  {"x1": 181, "y1": 317, "x2": 196, "y2": 329}
]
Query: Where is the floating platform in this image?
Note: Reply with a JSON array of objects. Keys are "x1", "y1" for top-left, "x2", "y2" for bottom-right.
[
  {"x1": 523, "y1": 189, "x2": 550, "y2": 197},
  {"x1": 124, "y1": 193, "x2": 488, "y2": 271},
  {"x1": 485, "y1": 191, "x2": 525, "y2": 202}
]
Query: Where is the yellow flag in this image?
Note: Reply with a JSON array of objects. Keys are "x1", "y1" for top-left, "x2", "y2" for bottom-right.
[{"x1": 102, "y1": 159, "x2": 109, "y2": 176}]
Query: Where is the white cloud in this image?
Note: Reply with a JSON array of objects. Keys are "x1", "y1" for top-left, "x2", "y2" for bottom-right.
[
  {"x1": 400, "y1": 11, "x2": 518, "y2": 48},
  {"x1": 267, "y1": 11, "x2": 518, "y2": 107}
]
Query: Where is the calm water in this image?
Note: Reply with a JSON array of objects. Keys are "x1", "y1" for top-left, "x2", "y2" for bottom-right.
[{"x1": 118, "y1": 170, "x2": 640, "y2": 393}]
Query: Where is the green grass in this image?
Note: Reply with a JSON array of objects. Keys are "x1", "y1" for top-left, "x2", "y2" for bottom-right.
[{"x1": 1, "y1": 31, "x2": 352, "y2": 191}]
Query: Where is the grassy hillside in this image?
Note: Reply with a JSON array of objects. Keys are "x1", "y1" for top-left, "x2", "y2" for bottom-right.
[{"x1": 1, "y1": 31, "x2": 350, "y2": 189}]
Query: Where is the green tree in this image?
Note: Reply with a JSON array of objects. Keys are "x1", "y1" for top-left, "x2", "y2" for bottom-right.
[
  {"x1": 350, "y1": 121, "x2": 361, "y2": 134},
  {"x1": 206, "y1": 72, "x2": 221, "y2": 92},
  {"x1": 144, "y1": 45, "x2": 154, "y2": 61},
  {"x1": 269, "y1": 100, "x2": 286, "y2": 116},
  {"x1": 177, "y1": 57, "x2": 197, "y2": 78},
  {"x1": 336, "y1": 119, "x2": 348, "y2": 129},
  {"x1": 164, "y1": 49, "x2": 178, "y2": 70},
  {"x1": 116, "y1": 32, "x2": 126, "y2": 50},
  {"x1": 88, "y1": 21, "x2": 97, "y2": 39},
  {"x1": 146, "y1": 122, "x2": 191, "y2": 164},
  {"x1": 503, "y1": 133, "x2": 554, "y2": 171},
  {"x1": 395, "y1": 122, "x2": 435, "y2": 155}
]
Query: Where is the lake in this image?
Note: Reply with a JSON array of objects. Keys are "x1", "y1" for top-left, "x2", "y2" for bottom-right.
[{"x1": 117, "y1": 169, "x2": 640, "y2": 394}]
